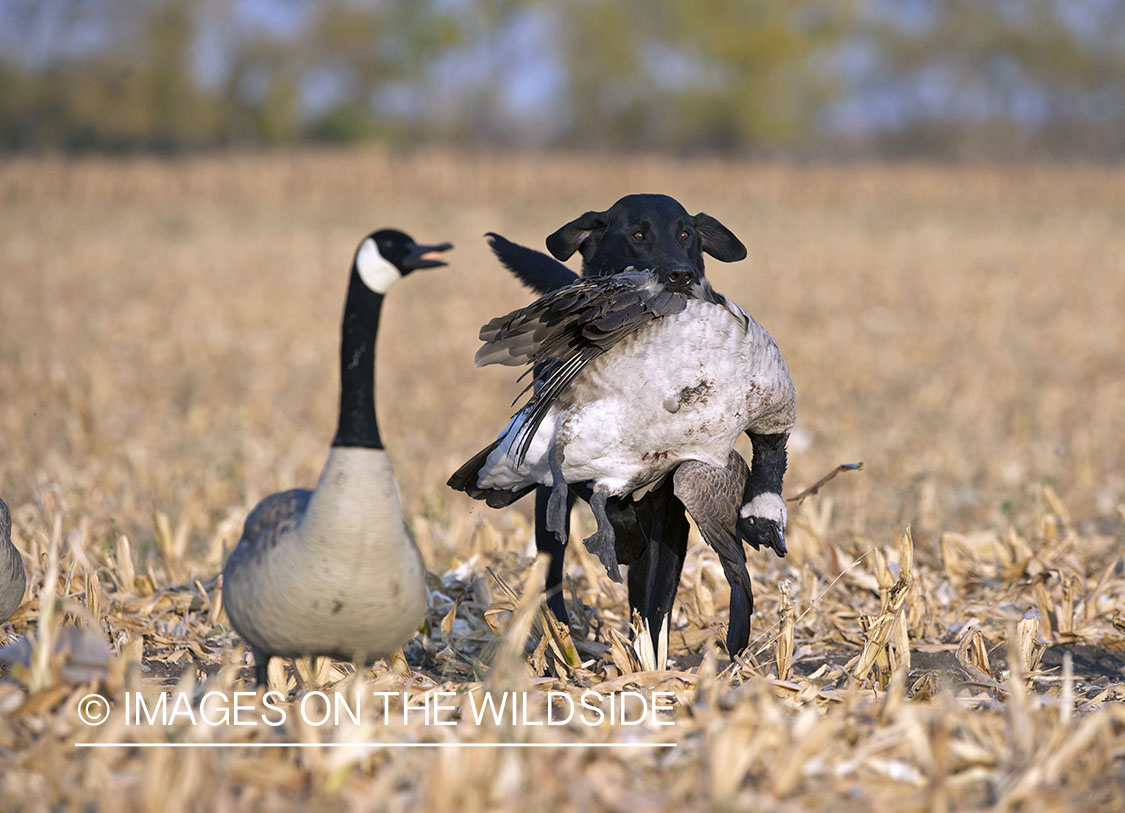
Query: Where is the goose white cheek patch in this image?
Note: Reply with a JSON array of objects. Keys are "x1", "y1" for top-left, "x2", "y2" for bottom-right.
[
  {"x1": 356, "y1": 238, "x2": 402, "y2": 294},
  {"x1": 741, "y1": 492, "x2": 786, "y2": 527}
]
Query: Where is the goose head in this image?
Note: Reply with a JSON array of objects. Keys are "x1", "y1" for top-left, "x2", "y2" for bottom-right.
[{"x1": 355, "y1": 229, "x2": 453, "y2": 294}]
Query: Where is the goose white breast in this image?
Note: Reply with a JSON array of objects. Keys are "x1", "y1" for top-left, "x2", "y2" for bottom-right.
[{"x1": 479, "y1": 297, "x2": 793, "y2": 495}]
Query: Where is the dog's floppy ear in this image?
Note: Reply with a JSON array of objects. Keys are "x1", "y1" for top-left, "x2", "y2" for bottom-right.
[
  {"x1": 546, "y1": 210, "x2": 606, "y2": 261},
  {"x1": 693, "y1": 213, "x2": 747, "y2": 262}
]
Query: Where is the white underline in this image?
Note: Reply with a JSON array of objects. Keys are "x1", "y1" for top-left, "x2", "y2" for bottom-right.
[{"x1": 75, "y1": 741, "x2": 676, "y2": 749}]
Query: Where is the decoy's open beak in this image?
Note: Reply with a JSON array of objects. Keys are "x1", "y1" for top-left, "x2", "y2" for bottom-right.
[{"x1": 404, "y1": 241, "x2": 453, "y2": 270}]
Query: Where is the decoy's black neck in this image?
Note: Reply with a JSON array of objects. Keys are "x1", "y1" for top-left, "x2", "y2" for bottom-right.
[{"x1": 333, "y1": 267, "x2": 387, "y2": 449}]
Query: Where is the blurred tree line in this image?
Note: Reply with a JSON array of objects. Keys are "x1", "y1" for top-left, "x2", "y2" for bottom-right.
[{"x1": 0, "y1": 0, "x2": 1122, "y2": 158}]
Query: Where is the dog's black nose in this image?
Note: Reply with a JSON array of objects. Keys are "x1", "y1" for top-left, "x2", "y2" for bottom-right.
[{"x1": 662, "y1": 265, "x2": 700, "y2": 289}]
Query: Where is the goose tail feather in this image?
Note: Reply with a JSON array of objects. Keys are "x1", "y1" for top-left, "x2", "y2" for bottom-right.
[{"x1": 448, "y1": 439, "x2": 536, "y2": 508}]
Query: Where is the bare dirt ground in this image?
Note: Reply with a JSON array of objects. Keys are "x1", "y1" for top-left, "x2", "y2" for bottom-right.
[{"x1": 1, "y1": 149, "x2": 1123, "y2": 810}]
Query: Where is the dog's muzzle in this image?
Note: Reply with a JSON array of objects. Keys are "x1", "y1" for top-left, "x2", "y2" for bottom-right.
[{"x1": 660, "y1": 265, "x2": 701, "y2": 293}]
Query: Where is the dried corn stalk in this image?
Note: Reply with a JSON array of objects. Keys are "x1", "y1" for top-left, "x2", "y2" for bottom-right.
[
  {"x1": 849, "y1": 528, "x2": 914, "y2": 684},
  {"x1": 776, "y1": 582, "x2": 794, "y2": 682},
  {"x1": 955, "y1": 626, "x2": 993, "y2": 684}
]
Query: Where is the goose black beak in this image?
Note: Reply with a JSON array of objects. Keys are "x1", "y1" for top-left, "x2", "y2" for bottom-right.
[
  {"x1": 769, "y1": 524, "x2": 788, "y2": 558},
  {"x1": 404, "y1": 241, "x2": 453, "y2": 270},
  {"x1": 738, "y1": 513, "x2": 789, "y2": 559}
]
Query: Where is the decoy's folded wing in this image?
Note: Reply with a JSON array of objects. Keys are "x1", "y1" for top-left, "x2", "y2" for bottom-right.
[{"x1": 239, "y1": 489, "x2": 312, "y2": 545}]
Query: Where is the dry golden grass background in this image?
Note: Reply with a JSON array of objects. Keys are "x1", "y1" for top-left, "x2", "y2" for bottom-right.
[{"x1": 1, "y1": 149, "x2": 1123, "y2": 810}]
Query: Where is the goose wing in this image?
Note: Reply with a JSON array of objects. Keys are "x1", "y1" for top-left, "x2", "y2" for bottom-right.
[
  {"x1": 475, "y1": 272, "x2": 689, "y2": 462},
  {"x1": 230, "y1": 488, "x2": 313, "y2": 567},
  {"x1": 474, "y1": 271, "x2": 686, "y2": 368}
]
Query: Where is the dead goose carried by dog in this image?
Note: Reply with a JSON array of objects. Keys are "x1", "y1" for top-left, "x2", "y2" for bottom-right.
[{"x1": 448, "y1": 267, "x2": 795, "y2": 651}]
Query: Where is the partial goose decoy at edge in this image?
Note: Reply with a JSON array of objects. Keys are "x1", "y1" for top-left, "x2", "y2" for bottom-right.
[
  {"x1": 449, "y1": 268, "x2": 795, "y2": 653},
  {"x1": 0, "y1": 497, "x2": 114, "y2": 681},
  {"x1": 1, "y1": 498, "x2": 27, "y2": 625},
  {"x1": 222, "y1": 229, "x2": 451, "y2": 687}
]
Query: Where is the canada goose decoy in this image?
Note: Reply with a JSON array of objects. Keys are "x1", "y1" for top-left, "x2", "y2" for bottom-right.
[
  {"x1": 448, "y1": 269, "x2": 795, "y2": 648},
  {"x1": 0, "y1": 624, "x2": 113, "y2": 683},
  {"x1": 1, "y1": 498, "x2": 26, "y2": 625},
  {"x1": 222, "y1": 229, "x2": 451, "y2": 687}
]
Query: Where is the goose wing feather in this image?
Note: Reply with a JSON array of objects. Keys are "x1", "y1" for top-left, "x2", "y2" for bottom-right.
[
  {"x1": 230, "y1": 488, "x2": 313, "y2": 566},
  {"x1": 475, "y1": 272, "x2": 690, "y2": 463}
]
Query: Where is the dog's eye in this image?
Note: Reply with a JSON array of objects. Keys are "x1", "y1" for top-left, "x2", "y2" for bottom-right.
[
  {"x1": 632, "y1": 231, "x2": 645, "y2": 241},
  {"x1": 678, "y1": 230, "x2": 690, "y2": 241}
]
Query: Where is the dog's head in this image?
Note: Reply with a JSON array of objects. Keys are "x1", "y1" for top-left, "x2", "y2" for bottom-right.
[{"x1": 545, "y1": 194, "x2": 746, "y2": 289}]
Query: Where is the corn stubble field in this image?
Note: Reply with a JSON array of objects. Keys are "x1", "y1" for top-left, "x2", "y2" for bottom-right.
[{"x1": 0, "y1": 149, "x2": 1123, "y2": 810}]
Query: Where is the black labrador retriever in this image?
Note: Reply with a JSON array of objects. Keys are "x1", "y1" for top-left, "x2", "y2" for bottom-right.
[{"x1": 486, "y1": 193, "x2": 790, "y2": 656}]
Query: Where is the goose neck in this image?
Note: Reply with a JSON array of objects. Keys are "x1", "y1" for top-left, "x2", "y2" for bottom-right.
[{"x1": 333, "y1": 270, "x2": 385, "y2": 449}]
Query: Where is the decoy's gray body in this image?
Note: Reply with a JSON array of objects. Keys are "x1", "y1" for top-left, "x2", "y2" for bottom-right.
[
  {"x1": 222, "y1": 229, "x2": 451, "y2": 685},
  {"x1": 0, "y1": 498, "x2": 26, "y2": 624},
  {"x1": 450, "y1": 270, "x2": 795, "y2": 579},
  {"x1": 222, "y1": 454, "x2": 423, "y2": 664}
]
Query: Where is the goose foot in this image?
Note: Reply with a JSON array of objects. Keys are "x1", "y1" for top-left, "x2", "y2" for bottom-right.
[
  {"x1": 545, "y1": 443, "x2": 569, "y2": 543},
  {"x1": 583, "y1": 488, "x2": 622, "y2": 583}
]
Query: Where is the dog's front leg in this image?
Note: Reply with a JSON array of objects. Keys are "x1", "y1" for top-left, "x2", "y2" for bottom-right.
[{"x1": 535, "y1": 485, "x2": 575, "y2": 624}]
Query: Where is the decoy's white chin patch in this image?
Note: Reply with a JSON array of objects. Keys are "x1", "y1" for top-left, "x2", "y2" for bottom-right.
[
  {"x1": 356, "y1": 238, "x2": 402, "y2": 293},
  {"x1": 741, "y1": 492, "x2": 787, "y2": 526}
]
